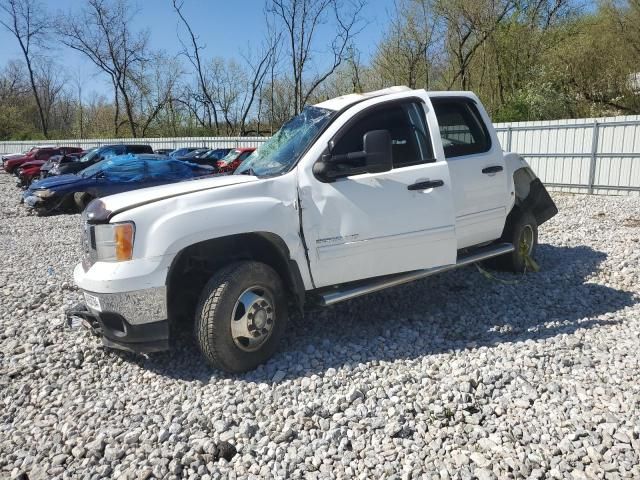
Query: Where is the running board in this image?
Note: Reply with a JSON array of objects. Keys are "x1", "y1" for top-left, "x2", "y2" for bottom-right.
[{"x1": 317, "y1": 243, "x2": 514, "y2": 306}]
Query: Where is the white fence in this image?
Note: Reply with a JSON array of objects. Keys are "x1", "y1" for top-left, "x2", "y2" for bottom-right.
[
  {"x1": 2, "y1": 115, "x2": 640, "y2": 195},
  {"x1": 0, "y1": 136, "x2": 268, "y2": 152},
  {"x1": 495, "y1": 115, "x2": 640, "y2": 196}
]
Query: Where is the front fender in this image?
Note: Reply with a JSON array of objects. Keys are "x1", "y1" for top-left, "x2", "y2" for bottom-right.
[{"x1": 110, "y1": 172, "x2": 313, "y2": 290}]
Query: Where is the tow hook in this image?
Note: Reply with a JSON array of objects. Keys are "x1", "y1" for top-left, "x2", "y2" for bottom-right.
[{"x1": 65, "y1": 303, "x2": 101, "y2": 335}]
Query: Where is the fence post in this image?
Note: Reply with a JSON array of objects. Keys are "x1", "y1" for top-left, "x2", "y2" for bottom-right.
[
  {"x1": 587, "y1": 121, "x2": 599, "y2": 194},
  {"x1": 506, "y1": 126, "x2": 513, "y2": 152}
]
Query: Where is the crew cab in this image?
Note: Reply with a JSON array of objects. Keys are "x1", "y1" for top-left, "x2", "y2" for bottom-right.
[{"x1": 68, "y1": 87, "x2": 557, "y2": 373}]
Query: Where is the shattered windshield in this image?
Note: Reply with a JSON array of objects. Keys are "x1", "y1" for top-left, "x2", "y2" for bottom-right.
[
  {"x1": 79, "y1": 148, "x2": 99, "y2": 163},
  {"x1": 79, "y1": 159, "x2": 107, "y2": 178},
  {"x1": 235, "y1": 105, "x2": 334, "y2": 177}
]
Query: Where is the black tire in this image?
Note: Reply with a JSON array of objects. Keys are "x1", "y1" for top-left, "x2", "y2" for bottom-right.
[
  {"x1": 74, "y1": 192, "x2": 94, "y2": 212},
  {"x1": 194, "y1": 261, "x2": 288, "y2": 373},
  {"x1": 486, "y1": 209, "x2": 538, "y2": 273}
]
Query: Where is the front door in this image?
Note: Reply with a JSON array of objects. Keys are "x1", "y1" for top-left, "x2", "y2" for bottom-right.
[{"x1": 299, "y1": 97, "x2": 456, "y2": 288}]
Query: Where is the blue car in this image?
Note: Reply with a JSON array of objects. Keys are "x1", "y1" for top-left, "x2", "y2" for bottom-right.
[{"x1": 23, "y1": 154, "x2": 214, "y2": 215}]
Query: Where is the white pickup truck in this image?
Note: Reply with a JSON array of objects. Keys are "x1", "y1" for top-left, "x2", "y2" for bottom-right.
[{"x1": 68, "y1": 87, "x2": 557, "y2": 372}]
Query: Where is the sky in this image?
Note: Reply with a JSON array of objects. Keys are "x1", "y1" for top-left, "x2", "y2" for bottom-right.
[{"x1": 0, "y1": 0, "x2": 393, "y2": 99}]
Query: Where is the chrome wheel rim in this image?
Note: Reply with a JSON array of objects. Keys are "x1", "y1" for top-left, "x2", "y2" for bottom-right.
[
  {"x1": 520, "y1": 225, "x2": 534, "y2": 256},
  {"x1": 230, "y1": 286, "x2": 275, "y2": 352}
]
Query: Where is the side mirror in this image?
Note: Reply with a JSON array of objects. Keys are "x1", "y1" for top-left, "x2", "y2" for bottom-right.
[
  {"x1": 363, "y1": 130, "x2": 392, "y2": 174},
  {"x1": 313, "y1": 129, "x2": 393, "y2": 182}
]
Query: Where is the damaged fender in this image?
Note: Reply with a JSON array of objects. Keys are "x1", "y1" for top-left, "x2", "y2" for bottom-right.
[{"x1": 504, "y1": 152, "x2": 558, "y2": 225}]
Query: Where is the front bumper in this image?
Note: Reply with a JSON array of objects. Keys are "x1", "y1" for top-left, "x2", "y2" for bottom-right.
[
  {"x1": 23, "y1": 194, "x2": 54, "y2": 210},
  {"x1": 66, "y1": 286, "x2": 169, "y2": 353}
]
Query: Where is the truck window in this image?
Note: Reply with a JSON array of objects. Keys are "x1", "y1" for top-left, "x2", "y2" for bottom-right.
[
  {"x1": 431, "y1": 99, "x2": 491, "y2": 158},
  {"x1": 332, "y1": 100, "x2": 434, "y2": 168}
]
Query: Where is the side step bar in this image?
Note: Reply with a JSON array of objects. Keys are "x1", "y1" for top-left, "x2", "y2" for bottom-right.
[{"x1": 317, "y1": 243, "x2": 514, "y2": 307}]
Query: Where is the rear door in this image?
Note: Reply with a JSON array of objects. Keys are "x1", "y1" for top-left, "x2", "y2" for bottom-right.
[
  {"x1": 430, "y1": 97, "x2": 508, "y2": 249},
  {"x1": 299, "y1": 94, "x2": 456, "y2": 288}
]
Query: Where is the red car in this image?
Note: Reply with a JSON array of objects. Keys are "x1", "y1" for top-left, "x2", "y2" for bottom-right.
[
  {"x1": 3, "y1": 146, "x2": 83, "y2": 173},
  {"x1": 16, "y1": 163, "x2": 43, "y2": 188},
  {"x1": 215, "y1": 147, "x2": 255, "y2": 173},
  {"x1": 16, "y1": 151, "x2": 85, "y2": 187}
]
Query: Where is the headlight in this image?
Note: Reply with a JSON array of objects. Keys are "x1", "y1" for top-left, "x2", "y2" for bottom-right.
[
  {"x1": 93, "y1": 222, "x2": 135, "y2": 261},
  {"x1": 34, "y1": 189, "x2": 54, "y2": 198}
]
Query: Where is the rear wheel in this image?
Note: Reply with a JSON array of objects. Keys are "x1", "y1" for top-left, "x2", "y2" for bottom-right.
[
  {"x1": 486, "y1": 210, "x2": 538, "y2": 273},
  {"x1": 194, "y1": 261, "x2": 288, "y2": 373}
]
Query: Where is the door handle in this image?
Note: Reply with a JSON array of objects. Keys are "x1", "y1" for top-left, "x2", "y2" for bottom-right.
[
  {"x1": 407, "y1": 179, "x2": 444, "y2": 190},
  {"x1": 482, "y1": 165, "x2": 503, "y2": 174}
]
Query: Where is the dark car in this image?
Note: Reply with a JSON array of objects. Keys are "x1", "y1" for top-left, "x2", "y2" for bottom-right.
[
  {"x1": 154, "y1": 148, "x2": 174, "y2": 155},
  {"x1": 48, "y1": 144, "x2": 153, "y2": 177},
  {"x1": 23, "y1": 154, "x2": 214, "y2": 215},
  {"x1": 173, "y1": 148, "x2": 232, "y2": 166},
  {"x1": 40, "y1": 149, "x2": 94, "y2": 179},
  {"x1": 194, "y1": 148, "x2": 232, "y2": 162},
  {"x1": 4, "y1": 146, "x2": 83, "y2": 173},
  {"x1": 168, "y1": 147, "x2": 204, "y2": 157},
  {"x1": 17, "y1": 151, "x2": 85, "y2": 187}
]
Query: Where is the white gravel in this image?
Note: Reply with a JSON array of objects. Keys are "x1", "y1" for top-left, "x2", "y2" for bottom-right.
[{"x1": 1, "y1": 171, "x2": 639, "y2": 480}]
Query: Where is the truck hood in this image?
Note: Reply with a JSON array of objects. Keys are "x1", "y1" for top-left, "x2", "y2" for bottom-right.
[{"x1": 100, "y1": 173, "x2": 258, "y2": 215}]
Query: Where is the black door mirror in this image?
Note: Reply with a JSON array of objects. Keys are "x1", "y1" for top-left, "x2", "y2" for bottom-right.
[
  {"x1": 363, "y1": 130, "x2": 392, "y2": 174},
  {"x1": 313, "y1": 129, "x2": 393, "y2": 182}
]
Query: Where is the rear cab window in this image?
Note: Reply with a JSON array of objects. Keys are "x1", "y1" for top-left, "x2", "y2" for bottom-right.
[{"x1": 431, "y1": 98, "x2": 491, "y2": 158}]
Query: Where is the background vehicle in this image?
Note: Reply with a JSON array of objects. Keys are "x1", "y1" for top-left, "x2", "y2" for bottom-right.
[
  {"x1": 197, "y1": 148, "x2": 232, "y2": 162},
  {"x1": 173, "y1": 148, "x2": 232, "y2": 166},
  {"x1": 2, "y1": 145, "x2": 56, "y2": 166},
  {"x1": 168, "y1": 147, "x2": 203, "y2": 157},
  {"x1": 25, "y1": 154, "x2": 214, "y2": 215},
  {"x1": 215, "y1": 147, "x2": 255, "y2": 173},
  {"x1": 17, "y1": 151, "x2": 86, "y2": 187},
  {"x1": 154, "y1": 148, "x2": 174, "y2": 155},
  {"x1": 48, "y1": 144, "x2": 153, "y2": 176},
  {"x1": 172, "y1": 148, "x2": 209, "y2": 161},
  {"x1": 4, "y1": 146, "x2": 83, "y2": 173},
  {"x1": 16, "y1": 161, "x2": 45, "y2": 188},
  {"x1": 40, "y1": 150, "x2": 90, "y2": 179},
  {"x1": 69, "y1": 87, "x2": 557, "y2": 373}
]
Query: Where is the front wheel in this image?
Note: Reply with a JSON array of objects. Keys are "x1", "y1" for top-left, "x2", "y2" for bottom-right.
[
  {"x1": 73, "y1": 192, "x2": 94, "y2": 212},
  {"x1": 194, "y1": 261, "x2": 288, "y2": 373}
]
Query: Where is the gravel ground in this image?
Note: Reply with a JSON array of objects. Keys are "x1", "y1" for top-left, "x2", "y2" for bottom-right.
[{"x1": 0, "y1": 171, "x2": 639, "y2": 480}]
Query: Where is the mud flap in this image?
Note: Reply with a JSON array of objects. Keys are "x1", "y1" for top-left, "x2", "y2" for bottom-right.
[{"x1": 520, "y1": 178, "x2": 558, "y2": 226}]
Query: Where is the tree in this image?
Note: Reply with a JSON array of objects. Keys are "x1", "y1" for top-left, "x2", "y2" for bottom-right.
[
  {"x1": 372, "y1": 0, "x2": 440, "y2": 89},
  {"x1": 0, "y1": 0, "x2": 49, "y2": 137},
  {"x1": 57, "y1": 0, "x2": 148, "y2": 137},
  {"x1": 135, "y1": 52, "x2": 183, "y2": 137},
  {"x1": 172, "y1": 0, "x2": 219, "y2": 133},
  {"x1": 268, "y1": 0, "x2": 366, "y2": 114},
  {"x1": 435, "y1": 0, "x2": 517, "y2": 90}
]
